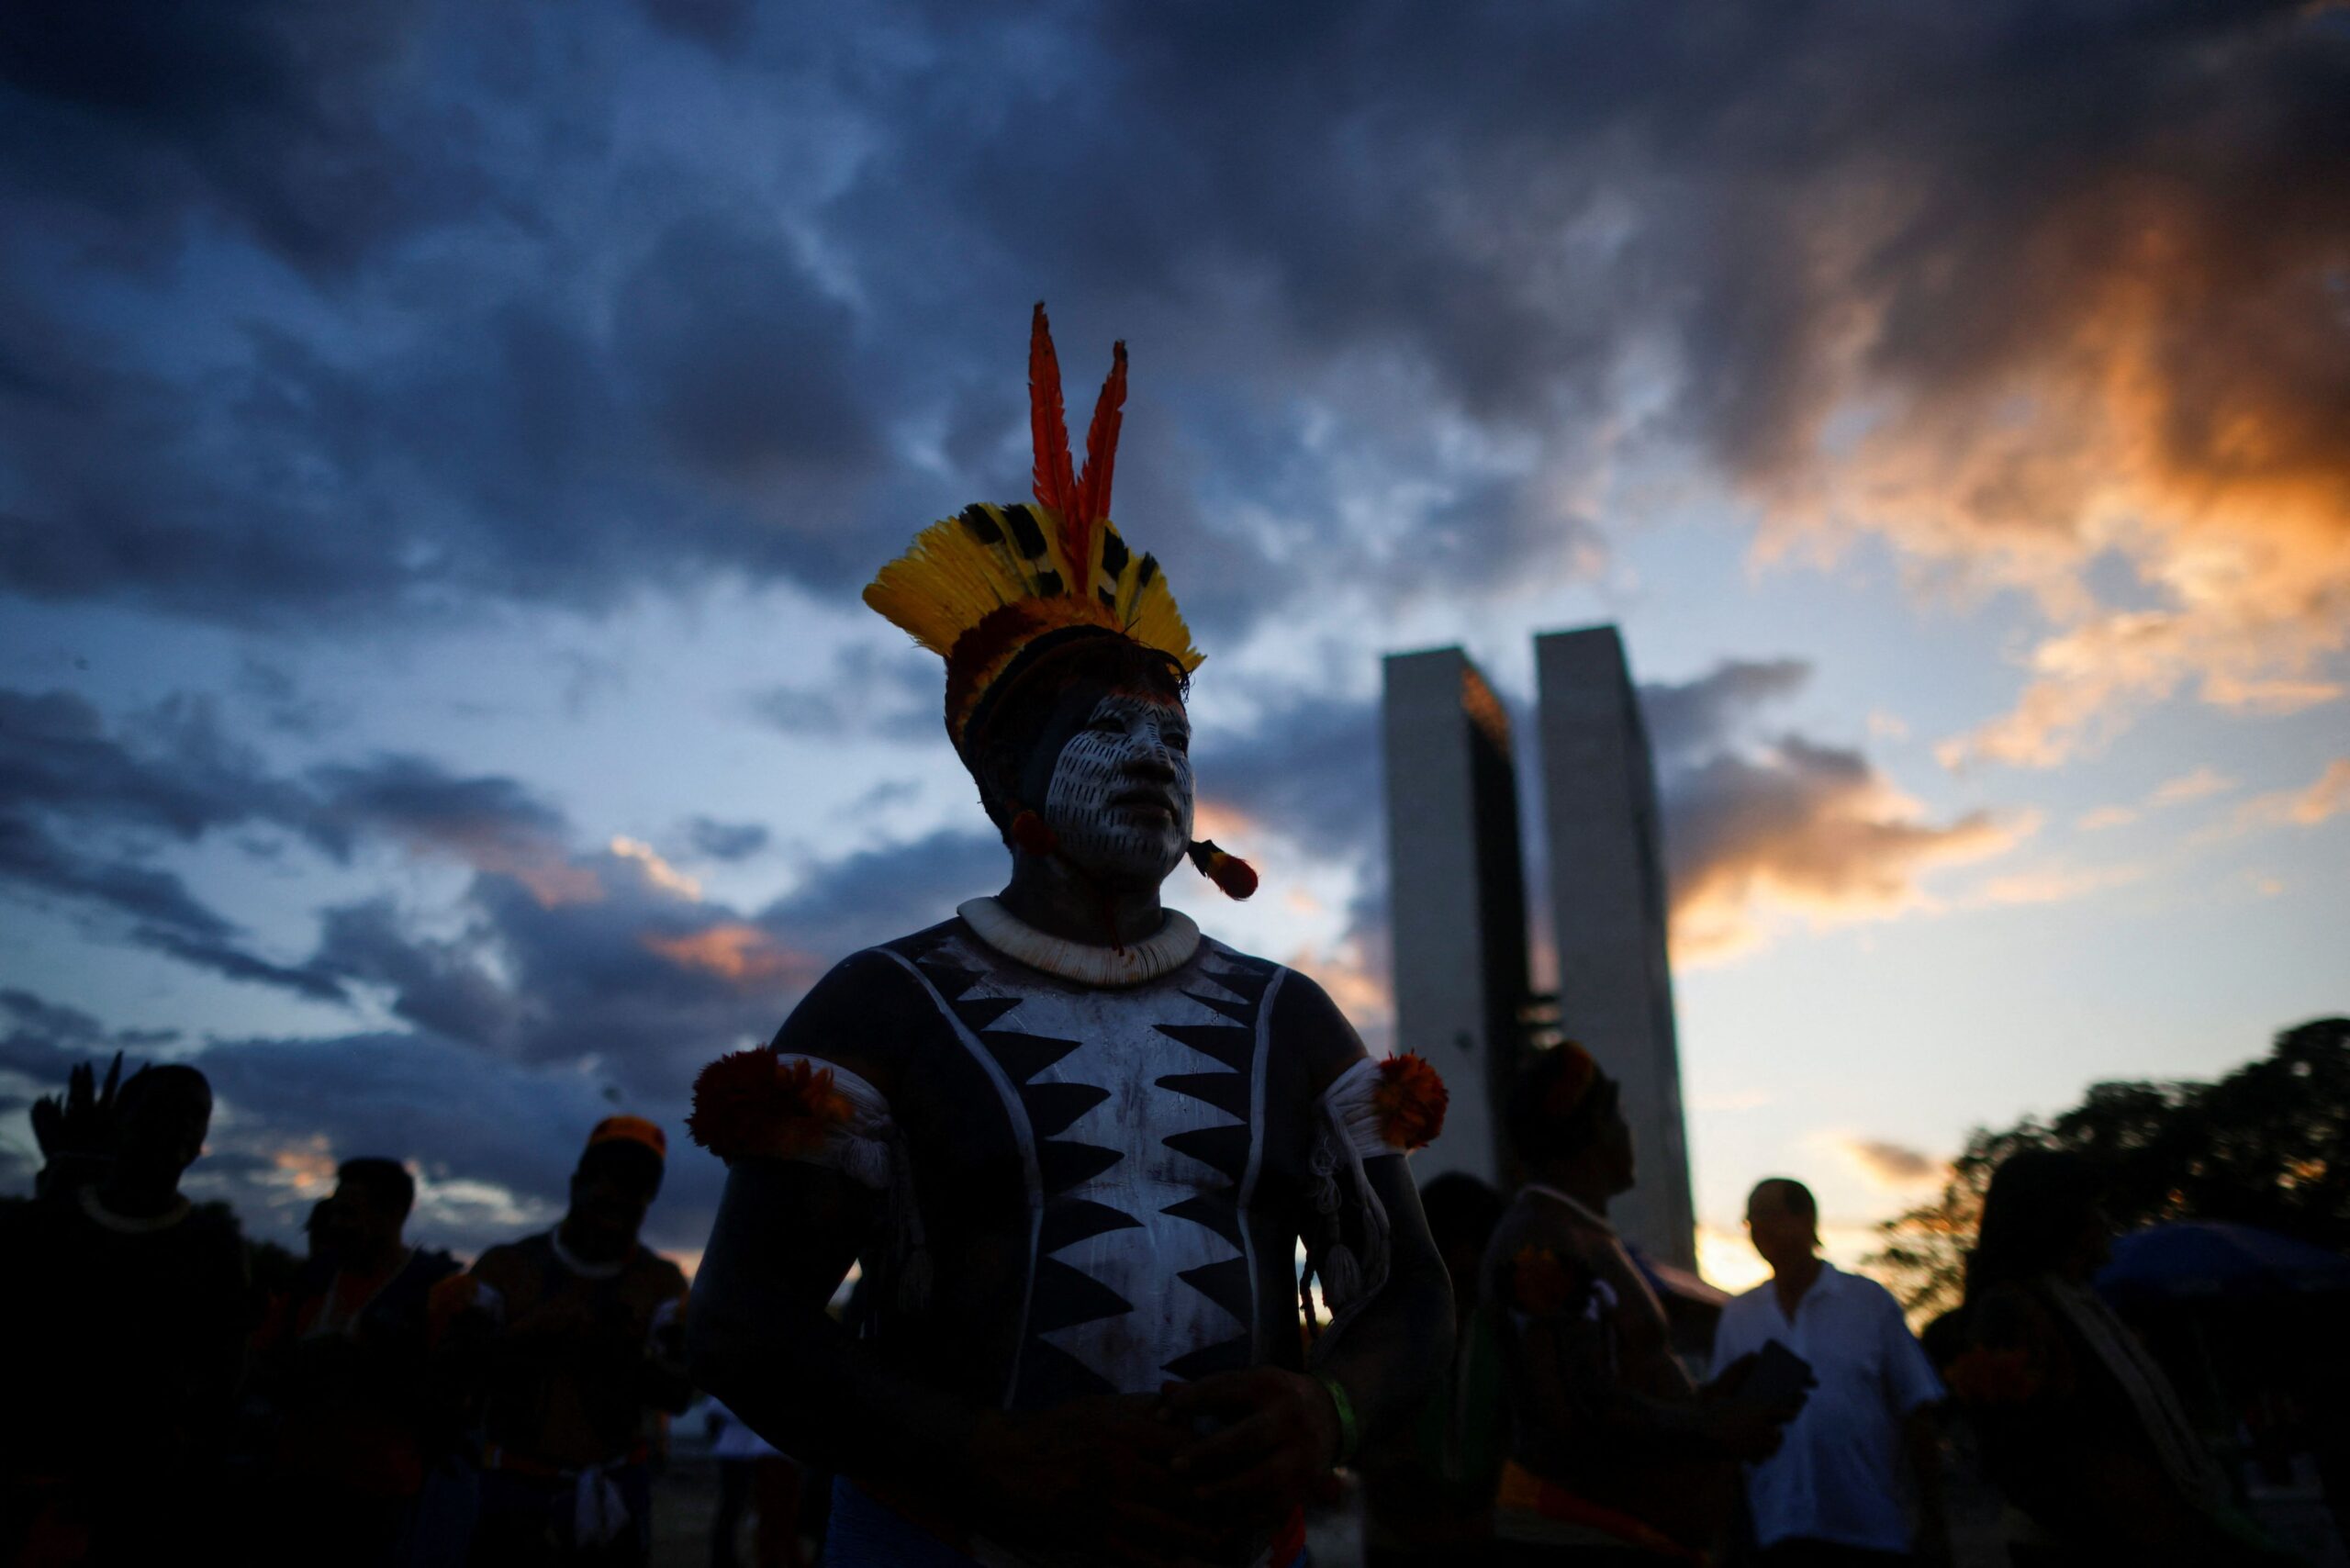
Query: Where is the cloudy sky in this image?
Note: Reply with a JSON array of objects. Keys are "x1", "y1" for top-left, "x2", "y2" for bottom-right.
[{"x1": 3, "y1": 0, "x2": 2344, "y2": 1286}]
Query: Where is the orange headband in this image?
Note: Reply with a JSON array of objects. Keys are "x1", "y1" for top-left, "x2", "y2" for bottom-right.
[{"x1": 587, "y1": 1114, "x2": 667, "y2": 1162}]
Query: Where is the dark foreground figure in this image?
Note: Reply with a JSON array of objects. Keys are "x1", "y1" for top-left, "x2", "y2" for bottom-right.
[
  {"x1": 2, "y1": 1061, "x2": 248, "y2": 1568},
  {"x1": 1948, "y1": 1149, "x2": 2302, "y2": 1568},
  {"x1": 688, "y1": 308, "x2": 1453, "y2": 1567},
  {"x1": 434, "y1": 1116, "x2": 693, "y2": 1568},
  {"x1": 248, "y1": 1158, "x2": 459, "y2": 1567}
]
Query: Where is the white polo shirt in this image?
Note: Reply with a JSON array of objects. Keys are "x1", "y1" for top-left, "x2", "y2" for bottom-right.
[{"x1": 1712, "y1": 1262, "x2": 1944, "y2": 1552}]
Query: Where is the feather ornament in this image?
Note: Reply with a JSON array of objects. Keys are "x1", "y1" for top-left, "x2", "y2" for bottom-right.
[
  {"x1": 686, "y1": 1050, "x2": 852, "y2": 1164},
  {"x1": 1371, "y1": 1052, "x2": 1449, "y2": 1150},
  {"x1": 862, "y1": 305, "x2": 1204, "y2": 747},
  {"x1": 1029, "y1": 304, "x2": 1078, "y2": 523},
  {"x1": 1066, "y1": 338, "x2": 1126, "y2": 590}
]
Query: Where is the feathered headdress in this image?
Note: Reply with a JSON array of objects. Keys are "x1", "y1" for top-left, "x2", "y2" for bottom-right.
[{"x1": 865, "y1": 305, "x2": 1253, "y2": 900}]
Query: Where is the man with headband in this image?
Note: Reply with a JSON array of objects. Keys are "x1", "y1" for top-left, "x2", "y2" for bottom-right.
[
  {"x1": 434, "y1": 1115, "x2": 691, "y2": 1567},
  {"x1": 1483, "y1": 1044, "x2": 1804, "y2": 1562},
  {"x1": 688, "y1": 307, "x2": 1454, "y2": 1567}
]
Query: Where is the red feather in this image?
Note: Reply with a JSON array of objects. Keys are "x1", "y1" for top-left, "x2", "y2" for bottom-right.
[
  {"x1": 1028, "y1": 303, "x2": 1078, "y2": 526},
  {"x1": 1072, "y1": 339, "x2": 1127, "y2": 552}
]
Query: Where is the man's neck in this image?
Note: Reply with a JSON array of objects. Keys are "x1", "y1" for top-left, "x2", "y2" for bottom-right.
[
  {"x1": 1773, "y1": 1253, "x2": 1826, "y2": 1315},
  {"x1": 351, "y1": 1238, "x2": 409, "y2": 1279},
  {"x1": 95, "y1": 1175, "x2": 184, "y2": 1220},
  {"x1": 1530, "y1": 1163, "x2": 1613, "y2": 1217},
  {"x1": 998, "y1": 857, "x2": 1165, "y2": 948},
  {"x1": 554, "y1": 1216, "x2": 630, "y2": 1270}
]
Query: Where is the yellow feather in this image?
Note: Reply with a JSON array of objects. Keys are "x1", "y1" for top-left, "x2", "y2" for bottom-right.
[{"x1": 866, "y1": 505, "x2": 1200, "y2": 676}]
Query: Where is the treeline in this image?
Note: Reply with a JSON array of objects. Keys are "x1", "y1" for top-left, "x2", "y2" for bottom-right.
[{"x1": 1870, "y1": 1016, "x2": 2350, "y2": 1316}]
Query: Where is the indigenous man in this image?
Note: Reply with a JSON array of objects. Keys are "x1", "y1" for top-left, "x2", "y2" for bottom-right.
[
  {"x1": 433, "y1": 1116, "x2": 692, "y2": 1568},
  {"x1": 2, "y1": 1060, "x2": 249, "y2": 1566},
  {"x1": 250, "y1": 1157, "x2": 462, "y2": 1567},
  {"x1": 688, "y1": 307, "x2": 1455, "y2": 1567},
  {"x1": 1483, "y1": 1044, "x2": 1800, "y2": 1564}
]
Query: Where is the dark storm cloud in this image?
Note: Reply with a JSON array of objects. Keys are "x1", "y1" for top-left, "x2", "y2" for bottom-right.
[
  {"x1": 0, "y1": 0, "x2": 457, "y2": 274},
  {"x1": 757, "y1": 827, "x2": 1006, "y2": 958},
  {"x1": 0, "y1": 689, "x2": 307, "y2": 839},
  {"x1": 744, "y1": 644, "x2": 942, "y2": 743},
  {"x1": 309, "y1": 753, "x2": 573, "y2": 868},
  {"x1": 0, "y1": 689, "x2": 666, "y2": 1004},
  {"x1": 1637, "y1": 661, "x2": 2021, "y2": 960},
  {"x1": 4, "y1": 0, "x2": 2344, "y2": 651},
  {"x1": 686, "y1": 817, "x2": 770, "y2": 862},
  {"x1": 613, "y1": 215, "x2": 877, "y2": 487},
  {"x1": 1196, "y1": 694, "x2": 1384, "y2": 865},
  {"x1": 1639, "y1": 659, "x2": 1813, "y2": 763},
  {"x1": 0, "y1": 689, "x2": 347, "y2": 998},
  {"x1": 635, "y1": 0, "x2": 755, "y2": 54},
  {"x1": 0, "y1": 684, "x2": 1002, "y2": 1095}
]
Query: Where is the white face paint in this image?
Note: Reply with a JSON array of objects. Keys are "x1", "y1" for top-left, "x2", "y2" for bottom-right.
[{"x1": 1042, "y1": 693, "x2": 1195, "y2": 884}]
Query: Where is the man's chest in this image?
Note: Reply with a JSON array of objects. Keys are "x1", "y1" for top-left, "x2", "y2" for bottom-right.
[
  {"x1": 1730, "y1": 1292, "x2": 1886, "y2": 1402},
  {"x1": 890, "y1": 940, "x2": 1303, "y2": 1396},
  {"x1": 897, "y1": 941, "x2": 1306, "y2": 1206}
]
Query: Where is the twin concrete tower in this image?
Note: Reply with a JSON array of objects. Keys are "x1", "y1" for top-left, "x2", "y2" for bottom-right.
[{"x1": 1381, "y1": 627, "x2": 1697, "y2": 1272}]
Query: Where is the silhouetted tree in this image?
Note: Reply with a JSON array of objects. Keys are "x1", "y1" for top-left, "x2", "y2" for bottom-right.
[{"x1": 1870, "y1": 1017, "x2": 2350, "y2": 1315}]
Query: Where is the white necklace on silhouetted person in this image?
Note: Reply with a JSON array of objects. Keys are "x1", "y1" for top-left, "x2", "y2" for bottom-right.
[
  {"x1": 552, "y1": 1227, "x2": 627, "y2": 1280},
  {"x1": 79, "y1": 1185, "x2": 191, "y2": 1235},
  {"x1": 957, "y1": 896, "x2": 1200, "y2": 987}
]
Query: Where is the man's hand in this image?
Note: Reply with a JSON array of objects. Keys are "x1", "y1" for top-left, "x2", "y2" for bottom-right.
[
  {"x1": 965, "y1": 1395, "x2": 1216, "y2": 1565},
  {"x1": 1158, "y1": 1368, "x2": 1341, "y2": 1537},
  {"x1": 1700, "y1": 1398, "x2": 1797, "y2": 1462},
  {"x1": 30, "y1": 1052, "x2": 125, "y2": 1160},
  {"x1": 506, "y1": 1295, "x2": 605, "y2": 1357},
  {"x1": 1698, "y1": 1349, "x2": 1807, "y2": 1461}
]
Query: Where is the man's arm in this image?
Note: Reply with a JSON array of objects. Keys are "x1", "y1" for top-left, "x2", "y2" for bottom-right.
[
  {"x1": 1152, "y1": 1154, "x2": 1451, "y2": 1544},
  {"x1": 1315, "y1": 1152, "x2": 1455, "y2": 1442},
  {"x1": 1510, "y1": 1249, "x2": 1788, "y2": 1465},
  {"x1": 685, "y1": 1157, "x2": 961, "y2": 1476},
  {"x1": 638, "y1": 1277, "x2": 695, "y2": 1417},
  {"x1": 1880, "y1": 1287, "x2": 1952, "y2": 1564},
  {"x1": 688, "y1": 1157, "x2": 1207, "y2": 1562},
  {"x1": 1903, "y1": 1406, "x2": 1953, "y2": 1567}
]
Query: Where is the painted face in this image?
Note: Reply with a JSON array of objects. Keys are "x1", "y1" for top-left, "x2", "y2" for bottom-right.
[{"x1": 1042, "y1": 692, "x2": 1194, "y2": 883}]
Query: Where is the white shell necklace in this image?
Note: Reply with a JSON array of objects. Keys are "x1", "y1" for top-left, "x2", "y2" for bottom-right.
[{"x1": 957, "y1": 897, "x2": 1201, "y2": 987}]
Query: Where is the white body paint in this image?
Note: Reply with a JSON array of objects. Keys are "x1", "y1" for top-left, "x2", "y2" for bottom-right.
[{"x1": 1043, "y1": 693, "x2": 1193, "y2": 882}]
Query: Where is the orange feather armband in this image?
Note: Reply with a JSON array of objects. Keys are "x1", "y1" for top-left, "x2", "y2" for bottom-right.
[
  {"x1": 1372, "y1": 1051, "x2": 1448, "y2": 1150},
  {"x1": 686, "y1": 1050, "x2": 853, "y2": 1164}
]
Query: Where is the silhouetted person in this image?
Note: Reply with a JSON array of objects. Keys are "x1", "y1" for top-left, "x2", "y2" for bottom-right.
[
  {"x1": 1362, "y1": 1171, "x2": 1509, "y2": 1565},
  {"x1": 2, "y1": 1062, "x2": 247, "y2": 1566},
  {"x1": 1948, "y1": 1149, "x2": 2295, "y2": 1566},
  {"x1": 433, "y1": 1116, "x2": 690, "y2": 1567},
  {"x1": 250, "y1": 1158, "x2": 459, "y2": 1566},
  {"x1": 1483, "y1": 1043, "x2": 1799, "y2": 1563},
  {"x1": 1715, "y1": 1177, "x2": 1950, "y2": 1567}
]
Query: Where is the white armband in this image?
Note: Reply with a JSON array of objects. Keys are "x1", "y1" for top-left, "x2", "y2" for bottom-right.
[
  {"x1": 1316, "y1": 1056, "x2": 1391, "y2": 1161},
  {"x1": 773, "y1": 1054, "x2": 897, "y2": 1192}
]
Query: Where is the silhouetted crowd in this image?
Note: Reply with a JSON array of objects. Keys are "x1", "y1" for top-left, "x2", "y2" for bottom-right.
[
  {"x1": 2, "y1": 1060, "x2": 707, "y2": 1568},
  {"x1": 5, "y1": 1050, "x2": 2344, "y2": 1567},
  {"x1": 1356, "y1": 1044, "x2": 2340, "y2": 1568}
]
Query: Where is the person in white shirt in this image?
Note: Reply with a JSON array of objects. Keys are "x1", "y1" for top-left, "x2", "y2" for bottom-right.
[{"x1": 1714, "y1": 1178, "x2": 1952, "y2": 1568}]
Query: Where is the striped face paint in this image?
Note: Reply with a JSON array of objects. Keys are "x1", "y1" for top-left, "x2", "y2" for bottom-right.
[{"x1": 1043, "y1": 693, "x2": 1193, "y2": 883}]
